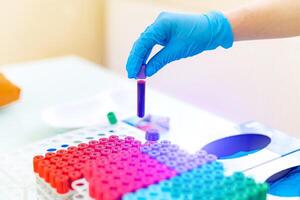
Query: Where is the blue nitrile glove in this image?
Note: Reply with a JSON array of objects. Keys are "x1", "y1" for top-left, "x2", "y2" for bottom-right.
[{"x1": 126, "y1": 11, "x2": 234, "y2": 78}]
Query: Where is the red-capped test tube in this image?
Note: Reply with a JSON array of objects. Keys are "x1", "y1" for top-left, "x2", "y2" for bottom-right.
[{"x1": 137, "y1": 65, "x2": 146, "y2": 118}]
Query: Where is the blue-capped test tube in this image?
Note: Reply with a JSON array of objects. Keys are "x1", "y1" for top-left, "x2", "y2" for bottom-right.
[{"x1": 137, "y1": 65, "x2": 146, "y2": 118}]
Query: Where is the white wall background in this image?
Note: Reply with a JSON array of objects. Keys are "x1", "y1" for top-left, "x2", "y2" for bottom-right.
[{"x1": 105, "y1": 0, "x2": 300, "y2": 137}]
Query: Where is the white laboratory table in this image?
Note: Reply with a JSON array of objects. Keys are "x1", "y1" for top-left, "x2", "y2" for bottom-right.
[{"x1": 0, "y1": 56, "x2": 236, "y2": 153}]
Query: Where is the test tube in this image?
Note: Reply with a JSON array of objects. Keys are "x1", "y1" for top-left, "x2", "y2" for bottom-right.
[
  {"x1": 137, "y1": 80, "x2": 145, "y2": 118},
  {"x1": 137, "y1": 65, "x2": 146, "y2": 118}
]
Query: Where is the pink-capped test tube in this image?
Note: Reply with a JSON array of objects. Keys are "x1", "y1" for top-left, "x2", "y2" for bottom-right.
[{"x1": 137, "y1": 65, "x2": 146, "y2": 118}]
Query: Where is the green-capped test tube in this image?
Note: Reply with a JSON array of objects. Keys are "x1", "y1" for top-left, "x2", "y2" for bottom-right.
[{"x1": 107, "y1": 112, "x2": 118, "y2": 125}]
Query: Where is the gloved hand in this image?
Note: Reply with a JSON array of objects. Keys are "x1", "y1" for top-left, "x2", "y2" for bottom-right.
[{"x1": 126, "y1": 11, "x2": 234, "y2": 78}]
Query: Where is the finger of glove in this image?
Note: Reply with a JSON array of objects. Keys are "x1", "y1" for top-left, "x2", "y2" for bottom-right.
[{"x1": 126, "y1": 24, "x2": 167, "y2": 78}]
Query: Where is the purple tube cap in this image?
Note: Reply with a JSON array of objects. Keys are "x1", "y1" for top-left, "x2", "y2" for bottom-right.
[
  {"x1": 145, "y1": 129, "x2": 160, "y2": 141},
  {"x1": 137, "y1": 65, "x2": 146, "y2": 79}
]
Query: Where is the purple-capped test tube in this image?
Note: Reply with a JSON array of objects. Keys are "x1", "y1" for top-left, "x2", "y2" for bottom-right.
[
  {"x1": 137, "y1": 80, "x2": 145, "y2": 118},
  {"x1": 137, "y1": 65, "x2": 146, "y2": 118}
]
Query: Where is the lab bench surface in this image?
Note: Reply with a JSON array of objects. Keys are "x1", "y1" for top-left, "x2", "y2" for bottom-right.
[{"x1": 0, "y1": 56, "x2": 235, "y2": 152}]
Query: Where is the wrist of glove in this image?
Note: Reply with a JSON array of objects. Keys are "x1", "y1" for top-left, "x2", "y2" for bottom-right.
[{"x1": 203, "y1": 11, "x2": 234, "y2": 50}]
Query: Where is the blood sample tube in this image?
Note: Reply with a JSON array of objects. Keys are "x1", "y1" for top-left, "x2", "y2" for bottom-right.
[
  {"x1": 137, "y1": 80, "x2": 145, "y2": 118},
  {"x1": 137, "y1": 65, "x2": 146, "y2": 118}
]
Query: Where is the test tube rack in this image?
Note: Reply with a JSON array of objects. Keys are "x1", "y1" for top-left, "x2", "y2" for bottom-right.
[{"x1": 0, "y1": 122, "x2": 267, "y2": 200}]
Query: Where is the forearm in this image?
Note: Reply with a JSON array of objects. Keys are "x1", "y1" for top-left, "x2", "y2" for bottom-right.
[{"x1": 226, "y1": 0, "x2": 300, "y2": 41}]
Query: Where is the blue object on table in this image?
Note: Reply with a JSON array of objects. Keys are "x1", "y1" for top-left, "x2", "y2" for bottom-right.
[
  {"x1": 201, "y1": 133, "x2": 271, "y2": 159},
  {"x1": 123, "y1": 114, "x2": 170, "y2": 133},
  {"x1": 267, "y1": 166, "x2": 300, "y2": 197}
]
